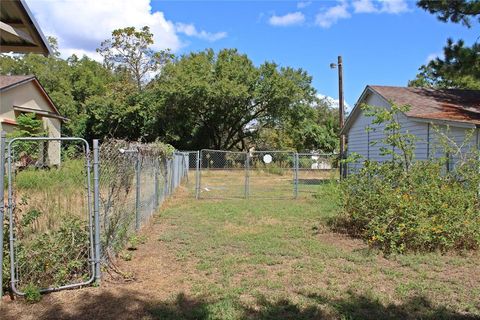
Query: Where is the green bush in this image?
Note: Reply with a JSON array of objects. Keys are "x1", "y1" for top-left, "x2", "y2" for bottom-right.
[{"x1": 338, "y1": 104, "x2": 480, "y2": 254}]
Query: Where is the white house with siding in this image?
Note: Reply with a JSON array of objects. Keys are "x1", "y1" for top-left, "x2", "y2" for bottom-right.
[{"x1": 342, "y1": 85, "x2": 480, "y2": 173}]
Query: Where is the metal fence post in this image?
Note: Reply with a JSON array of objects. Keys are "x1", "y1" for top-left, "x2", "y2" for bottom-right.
[
  {"x1": 245, "y1": 152, "x2": 250, "y2": 199},
  {"x1": 0, "y1": 131, "x2": 6, "y2": 298},
  {"x1": 93, "y1": 139, "x2": 101, "y2": 283},
  {"x1": 135, "y1": 152, "x2": 141, "y2": 230},
  {"x1": 154, "y1": 161, "x2": 159, "y2": 209},
  {"x1": 294, "y1": 153, "x2": 299, "y2": 199},
  {"x1": 195, "y1": 151, "x2": 200, "y2": 199}
]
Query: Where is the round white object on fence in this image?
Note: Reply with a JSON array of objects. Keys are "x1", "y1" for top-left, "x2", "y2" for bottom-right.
[{"x1": 263, "y1": 154, "x2": 273, "y2": 164}]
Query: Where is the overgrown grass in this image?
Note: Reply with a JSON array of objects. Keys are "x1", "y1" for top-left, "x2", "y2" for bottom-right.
[
  {"x1": 2, "y1": 159, "x2": 91, "y2": 295},
  {"x1": 147, "y1": 184, "x2": 480, "y2": 319}
]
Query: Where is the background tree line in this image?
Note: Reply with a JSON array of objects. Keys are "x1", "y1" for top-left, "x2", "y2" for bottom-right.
[{"x1": 0, "y1": 29, "x2": 339, "y2": 153}]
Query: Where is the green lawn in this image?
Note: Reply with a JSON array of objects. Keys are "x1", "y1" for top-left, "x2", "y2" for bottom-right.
[{"x1": 149, "y1": 184, "x2": 480, "y2": 320}]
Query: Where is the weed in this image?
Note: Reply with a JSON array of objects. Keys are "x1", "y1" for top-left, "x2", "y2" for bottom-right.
[{"x1": 23, "y1": 283, "x2": 41, "y2": 303}]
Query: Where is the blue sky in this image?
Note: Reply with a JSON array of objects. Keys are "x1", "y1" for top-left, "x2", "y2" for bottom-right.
[{"x1": 29, "y1": 0, "x2": 479, "y2": 107}]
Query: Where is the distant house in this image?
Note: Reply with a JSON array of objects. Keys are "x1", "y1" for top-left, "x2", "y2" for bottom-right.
[
  {"x1": 342, "y1": 85, "x2": 480, "y2": 172},
  {"x1": 0, "y1": 75, "x2": 66, "y2": 165}
]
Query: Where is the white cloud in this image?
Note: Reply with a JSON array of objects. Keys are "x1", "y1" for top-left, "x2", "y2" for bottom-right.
[
  {"x1": 269, "y1": 12, "x2": 305, "y2": 26},
  {"x1": 315, "y1": 0, "x2": 351, "y2": 28},
  {"x1": 318, "y1": 94, "x2": 351, "y2": 112},
  {"x1": 378, "y1": 0, "x2": 409, "y2": 14},
  {"x1": 352, "y1": 0, "x2": 378, "y2": 13},
  {"x1": 297, "y1": 1, "x2": 312, "y2": 9},
  {"x1": 26, "y1": 0, "x2": 226, "y2": 60},
  {"x1": 352, "y1": 0, "x2": 409, "y2": 14},
  {"x1": 175, "y1": 23, "x2": 227, "y2": 42}
]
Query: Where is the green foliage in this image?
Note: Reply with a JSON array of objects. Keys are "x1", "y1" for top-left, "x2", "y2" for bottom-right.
[
  {"x1": 149, "y1": 48, "x2": 327, "y2": 151},
  {"x1": 16, "y1": 215, "x2": 90, "y2": 290},
  {"x1": 417, "y1": 0, "x2": 480, "y2": 27},
  {"x1": 409, "y1": 39, "x2": 480, "y2": 89},
  {"x1": 411, "y1": 1, "x2": 479, "y2": 89},
  {"x1": 1, "y1": 33, "x2": 337, "y2": 150},
  {"x1": 97, "y1": 26, "x2": 173, "y2": 91},
  {"x1": 23, "y1": 283, "x2": 42, "y2": 303},
  {"x1": 7, "y1": 113, "x2": 46, "y2": 163},
  {"x1": 338, "y1": 104, "x2": 480, "y2": 254}
]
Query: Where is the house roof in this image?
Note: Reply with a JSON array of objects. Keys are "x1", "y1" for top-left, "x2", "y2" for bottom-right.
[
  {"x1": 370, "y1": 85, "x2": 480, "y2": 125},
  {"x1": 342, "y1": 85, "x2": 480, "y2": 134},
  {"x1": 0, "y1": 75, "x2": 66, "y2": 121},
  {"x1": 0, "y1": 74, "x2": 35, "y2": 90},
  {"x1": 0, "y1": 0, "x2": 52, "y2": 55}
]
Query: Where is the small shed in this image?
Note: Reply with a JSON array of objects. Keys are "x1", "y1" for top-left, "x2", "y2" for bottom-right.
[
  {"x1": 0, "y1": 75, "x2": 66, "y2": 165},
  {"x1": 342, "y1": 85, "x2": 480, "y2": 172}
]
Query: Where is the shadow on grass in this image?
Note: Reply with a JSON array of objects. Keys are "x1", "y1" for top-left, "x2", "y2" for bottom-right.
[{"x1": 2, "y1": 289, "x2": 478, "y2": 320}]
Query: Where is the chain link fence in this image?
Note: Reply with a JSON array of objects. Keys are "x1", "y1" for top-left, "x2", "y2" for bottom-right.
[
  {"x1": 297, "y1": 153, "x2": 338, "y2": 195},
  {"x1": 0, "y1": 139, "x2": 336, "y2": 297},
  {"x1": 197, "y1": 149, "x2": 338, "y2": 199},
  {"x1": 1, "y1": 136, "x2": 190, "y2": 297},
  {"x1": 98, "y1": 141, "x2": 188, "y2": 266}
]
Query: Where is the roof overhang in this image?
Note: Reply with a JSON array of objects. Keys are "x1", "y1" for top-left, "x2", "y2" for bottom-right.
[
  {"x1": 13, "y1": 106, "x2": 68, "y2": 121},
  {"x1": 0, "y1": 0, "x2": 52, "y2": 56}
]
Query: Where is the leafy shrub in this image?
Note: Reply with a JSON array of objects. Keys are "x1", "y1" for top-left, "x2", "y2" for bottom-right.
[
  {"x1": 15, "y1": 216, "x2": 91, "y2": 290},
  {"x1": 338, "y1": 104, "x2": 480, "y2": 254}
]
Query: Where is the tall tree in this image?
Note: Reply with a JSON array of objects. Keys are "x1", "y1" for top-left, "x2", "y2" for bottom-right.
[
  {"x1": 410, "y1": 1, "x2": 480, "y2": 89},
  {"x1": 97, "y1": 26, "x2": 173, "y2": 90},
  {"x1": 148, "y1": 49, "x2": 321, "y2": 151}
]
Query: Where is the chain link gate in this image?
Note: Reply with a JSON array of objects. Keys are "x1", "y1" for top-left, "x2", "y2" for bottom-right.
[
  {"x1": 248, "y1": 151, "x2": 297, "y2": 199},
  {"x1": 198, "y1": 149, "x2": 247, "y2": 199},
  {"x1": 197, "y1": 149, "x2": 338, "y2": 199},
  {"x1": 5, "y1": 137, "x2": 97, "y2": 295}
]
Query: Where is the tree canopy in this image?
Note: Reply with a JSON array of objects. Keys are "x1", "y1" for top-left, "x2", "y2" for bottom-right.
[
  {"x1": 410, "y1": 0, "x2": 480, "y2": 89},
  {"x1": 0, "y1": 27, "x2": 339, "y2": 152},
  {"x1": 147, "y1": 49, "x2": 336, "y2": 151}
]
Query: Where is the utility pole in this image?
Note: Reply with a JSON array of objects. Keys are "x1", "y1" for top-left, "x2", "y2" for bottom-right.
[{"x1": 330, "y1": 56, "x2": 346, "y2": 179}]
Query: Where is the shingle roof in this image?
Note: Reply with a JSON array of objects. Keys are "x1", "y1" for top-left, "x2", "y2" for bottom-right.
[
  {"x1": 369, "y1": 85, "x2": 480, "y2": 125},
  {"x1": 0, "y1": 75, "x2": 65, "y2": 120},
  {"x1": 0, "y1": 75, "x2": 35, "y2": 90}
]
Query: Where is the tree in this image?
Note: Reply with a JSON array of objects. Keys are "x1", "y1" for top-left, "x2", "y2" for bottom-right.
[
  {"x1": 410, "y1": 1, "x2": 480, "y2": 89},
  {"x1": 417, "y1": 0, "x2": 480, "y2": 27},
  {"x1": 148, "y1": 49, "x2": 322, "y2": 151},
  {"x1": 408, "y1": 39, "x2": 480, "y2": 89},
  {"x1": 97, "y1": 26, "x2": 173, "y2": 90}
]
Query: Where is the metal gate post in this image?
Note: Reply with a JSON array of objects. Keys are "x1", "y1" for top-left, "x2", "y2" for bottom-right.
[
  {"x1": 135, "y1": 152, "x2": 141, "y2": 230},
  {"x1": 93, "y1": 139, "x2": 101, "y2": 283},
  {"x1": 195, "y1": 151, "x2": 200, "y2": 199},
  {"x1": 0, "y1": 131, "x2": 6, "y2": 298}
]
